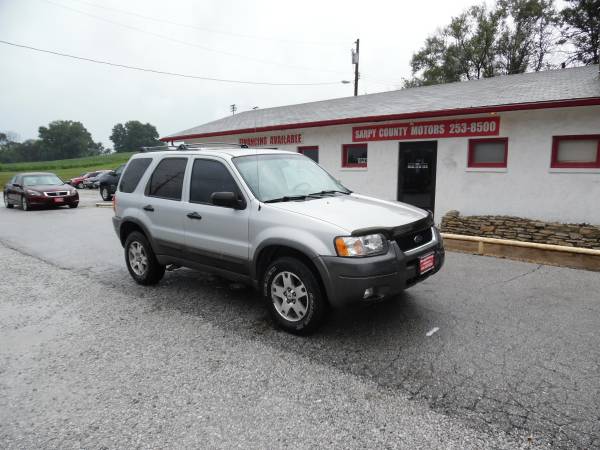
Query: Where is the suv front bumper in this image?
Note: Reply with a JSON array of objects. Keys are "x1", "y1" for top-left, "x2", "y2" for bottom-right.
[{"x1": 315, "y1": 229, "x2": 444, "y2": 308}]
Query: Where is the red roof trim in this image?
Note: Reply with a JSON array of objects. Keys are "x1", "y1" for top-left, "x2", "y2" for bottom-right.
[{"x1": 160, "y1": 97, "x2": 600, "y2": 142}]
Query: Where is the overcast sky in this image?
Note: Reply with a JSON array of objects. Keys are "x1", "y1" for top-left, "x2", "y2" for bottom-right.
[{"x1": 1, "y1": 0, "x2": 487, "y2": 148}]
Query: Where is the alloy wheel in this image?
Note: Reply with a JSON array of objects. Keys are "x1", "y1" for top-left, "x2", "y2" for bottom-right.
[
  {"x1": 128, "y1": 241, "x2": 149, "y2": 276},
  {"x1": 270, "y1": 271, "x2": 309, "y2": 322}
]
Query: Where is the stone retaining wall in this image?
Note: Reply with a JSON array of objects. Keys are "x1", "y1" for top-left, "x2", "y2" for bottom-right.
[{"x1": 441, "y1": 211, "x2": 600, "y2": 249}]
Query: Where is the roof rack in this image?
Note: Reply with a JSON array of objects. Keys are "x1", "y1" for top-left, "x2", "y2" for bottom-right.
[{"x1": 139, "y1": 142, "x2": 249, "y2": 152}]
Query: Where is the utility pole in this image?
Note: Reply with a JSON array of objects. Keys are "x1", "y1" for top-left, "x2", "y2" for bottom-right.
[
  {"x1": 352, "y1": 38, "x2": 360, "y2": 96},
  {"x1": 230, "y1": 104, "x2": 237, "y2": 115}
]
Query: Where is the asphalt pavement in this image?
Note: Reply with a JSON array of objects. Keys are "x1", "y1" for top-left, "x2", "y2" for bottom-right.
[{"x1": 1, "y1": 189, "x2": 599, "y2": 448}]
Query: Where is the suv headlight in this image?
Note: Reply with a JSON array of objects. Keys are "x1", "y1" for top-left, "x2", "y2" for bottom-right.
[{"x1": 334, "y1": 234, "x2": 387, "y2": 257}]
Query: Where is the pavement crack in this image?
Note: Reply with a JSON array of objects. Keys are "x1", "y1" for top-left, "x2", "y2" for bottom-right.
[
  {"x1": 0, "y1": 238, "x2": 94, "y2": 278},
  {"x1": 482, "y1": 264, "x2": 544, "y2": 289},
  {"x1": 500, "y1": 264, "x2": 543, "y2": 284}
]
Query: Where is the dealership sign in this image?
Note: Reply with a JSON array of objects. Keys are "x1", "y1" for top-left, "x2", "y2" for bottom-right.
[
  {"x1": 352, "y1": 117, "x2": 500, "y2": 142},
  {"x1": 239, "y1": 133, "x2": 302, "y2": 147}
]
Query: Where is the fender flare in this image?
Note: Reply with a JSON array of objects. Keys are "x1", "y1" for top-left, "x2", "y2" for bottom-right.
[
  {"x1": 251, "y1": 238, "x2": 333, "y2": 300},
  {"x1": 117, "y1": 216, "x2": 155, "y2": 248}
]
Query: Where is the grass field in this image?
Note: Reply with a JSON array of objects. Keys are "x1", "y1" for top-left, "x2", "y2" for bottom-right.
[{"x1": 0, "y1": 152, "x2": 134, "y2": 187}]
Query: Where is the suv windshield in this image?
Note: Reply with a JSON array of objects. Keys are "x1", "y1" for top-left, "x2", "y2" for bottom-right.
[
  {"x1": 233, "y1": 154, "x2": 349, "y2": 202},
  {"x1": 23, "y1": 174, "x2": 63, "y2": 186}
]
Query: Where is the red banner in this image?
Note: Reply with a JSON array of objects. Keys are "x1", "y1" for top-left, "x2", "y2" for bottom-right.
[{"x1": 352, "y1": 117, "x2": 500, "y2": 142}]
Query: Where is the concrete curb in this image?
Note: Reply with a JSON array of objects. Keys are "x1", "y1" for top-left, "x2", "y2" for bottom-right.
[{"x1": 441, "y1": 233, "x2": 600, "y2": 272}]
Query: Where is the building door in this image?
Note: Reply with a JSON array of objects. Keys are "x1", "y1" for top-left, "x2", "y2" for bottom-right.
[{"x1": 397, "y1": 141, "x2": 437, "y2": 213}]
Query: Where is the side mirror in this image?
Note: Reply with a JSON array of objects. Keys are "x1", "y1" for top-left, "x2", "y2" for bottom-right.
[
  {"x1": 211, "y1": 191, "x2": 244, "y2": 209},
  {"x1": 13, "y1": 183, "x2": 21, "y2": 188},
  {"x1": 109, "y1": 171, "x2": 117, "y2": 176}
]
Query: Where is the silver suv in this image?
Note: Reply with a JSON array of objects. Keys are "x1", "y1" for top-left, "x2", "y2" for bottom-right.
[{"x1": 112, "y1": 144, "x2": 444, "y2": 334}]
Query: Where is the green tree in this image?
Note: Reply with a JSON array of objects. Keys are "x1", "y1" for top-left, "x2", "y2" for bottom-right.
[
  {"x1": 496, "y1": 0, "x2": 558, "y2": 74},
  {"x1": 406, "y1": 0, "x2": 559, "y2": 86},
  {"x1": 110, "y1": 121, "x2": 160, "y2": 152},
  {"x1": 407, "y1": 5, "x2": 501, "y2": 86},
  {"x1": 0, "y1": 138, "x2": 44, "y2": 163},
  {"x1": 38, "y1": 120, "x2": 100, "y2": 160},
  {"x1": 560, "y1": 0, "x2": 600, "y2": 65}
]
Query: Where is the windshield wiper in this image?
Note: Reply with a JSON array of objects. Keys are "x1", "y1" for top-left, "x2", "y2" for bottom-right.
[
  {"x1": 264, "y1": 195, "x2": 310, "y2": 203},
  {"x1": 308, "y1": 190, "x2": 352, "y2": 196}
]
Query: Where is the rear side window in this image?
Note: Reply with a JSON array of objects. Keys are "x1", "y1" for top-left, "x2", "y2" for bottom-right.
[
  {"x1": 190, "y1": 159, "x2": 240, "y2": 204},
  {"x1": 146, "y1": 158, "x2": 187, "y2": 200},
  {"x1": 119, "y1": 158, "x2": 152, "y2": 193}
]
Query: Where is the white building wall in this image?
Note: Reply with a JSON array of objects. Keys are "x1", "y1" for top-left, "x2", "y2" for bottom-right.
[{"x1": 186, "y1": 105, "x2": 600, "y2": 225}]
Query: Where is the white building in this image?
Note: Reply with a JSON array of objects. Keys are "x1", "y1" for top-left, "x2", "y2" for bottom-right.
[{"x1": 162, "y1": 65, "x2": 600, "y2": 225}]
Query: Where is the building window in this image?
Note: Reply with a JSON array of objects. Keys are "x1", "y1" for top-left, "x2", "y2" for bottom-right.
[
  {"x1": 342, "y1": 144, "x2": 368, "y2": 168},
  {"x1": 468, "y1": 138, "x2": 508, "y2": 168},
  {"x1": 298, "y1": 146, "x2": 319, "y2": 163},
  {"x1": 551, "y1": 135, "x2": 600, "y2": 169}
]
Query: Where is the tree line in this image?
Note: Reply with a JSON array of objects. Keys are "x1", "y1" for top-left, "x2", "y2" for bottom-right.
[
  {"x1": 0, "y1": 120, "x2": 161, "y2": 163},
  {"x1": 405, "y1": 0, "x2": 599, "y2": 86}
]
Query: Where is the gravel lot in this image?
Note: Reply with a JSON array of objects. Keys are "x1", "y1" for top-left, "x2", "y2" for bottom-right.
[{"x1": 1, "y1": 189, "x2": 599, "y2": 448}]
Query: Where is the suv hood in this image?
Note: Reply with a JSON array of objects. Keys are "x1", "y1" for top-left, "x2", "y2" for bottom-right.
[{"x1": 267, "y1": 193, "x2": 428, "y2": 234}]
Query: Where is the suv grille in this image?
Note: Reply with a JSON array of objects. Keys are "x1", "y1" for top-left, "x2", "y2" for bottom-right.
[{"x1": 395, "y1": 227, "x2": 433, "y2": 252}]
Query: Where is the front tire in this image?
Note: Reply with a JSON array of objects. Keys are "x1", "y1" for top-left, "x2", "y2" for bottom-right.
[
  {"x1": 21, "y1": 195, "x2": 29, "y2": 211},
  {"x1": 69, "y1": 203, "x2": 78, "y2": 209},
  {"x1": 263, "y1": 257, "x2": 326, "y2": 335},
  {"x1": 4, "y1": 193, "x2": 13, "y2": 208},
  {"x1": 124, "y1": 231, "x2": 165, "y2": 285}
]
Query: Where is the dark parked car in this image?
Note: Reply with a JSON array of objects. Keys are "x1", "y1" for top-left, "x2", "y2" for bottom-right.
[
  {"x1": 3, "y1": 172, "x2": 79, "y2": 211},
  {"x1": 98, "y1": 164, "x2": 125, "y2": 201},
  {"x1": 83, "y1": 170, "x2": 110, "y2": 189}
]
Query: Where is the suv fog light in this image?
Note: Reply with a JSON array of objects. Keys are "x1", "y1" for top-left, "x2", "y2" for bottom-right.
[{"x1": 363, "y1": 288, "x2": 374, "y2": 299}]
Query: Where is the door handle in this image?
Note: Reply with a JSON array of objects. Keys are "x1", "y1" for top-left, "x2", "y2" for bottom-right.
[
  {"x1": 187, "y1": 212, "x2": 202, "y2": 220},
  {"x1": 143, "y1": 205, "x2": 154, "y2": 212}
]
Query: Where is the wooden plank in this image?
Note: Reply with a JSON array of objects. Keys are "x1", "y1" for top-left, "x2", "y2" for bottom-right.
[{"x1": 442, "y1": 234, "x2": 600, "y2": 272}]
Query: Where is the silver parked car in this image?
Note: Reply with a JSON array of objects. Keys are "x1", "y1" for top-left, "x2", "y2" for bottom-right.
[{"x1": 112, "y1": 144, "x2": 444, "y2": 334}]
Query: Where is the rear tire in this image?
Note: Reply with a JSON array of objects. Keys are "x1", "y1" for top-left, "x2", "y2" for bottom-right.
[
  {"x1": 4, "y1": 193, "x2": 13, "y2": 208},
  {"x1": 263, "y1": 257, "x2": 327, "y2": 335},
  {"x1": 124, "y1": 231, "x2": 165, "y2": 285},
  {"x1": 100, "y1": 187, "x2": 112, "y2": 201},
  {"x1": 69, "y1": 203, "x2": 78, "y2": 209}
]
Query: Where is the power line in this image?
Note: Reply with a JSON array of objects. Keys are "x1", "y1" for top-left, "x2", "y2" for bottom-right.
[
  {"x1": 61, "y1": 0, "x2": 348, "y2": 47},
  {"x1": 39, "y1": 0, "x2": 352, "y2": 76},
  {"x1": 0, "y1": 39, "x2": 347, "y2": 86}
]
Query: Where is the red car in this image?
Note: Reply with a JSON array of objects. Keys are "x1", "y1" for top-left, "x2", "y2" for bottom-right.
[{"x1": 3, "y1": 172, "x2": 79, "y2": 211}]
